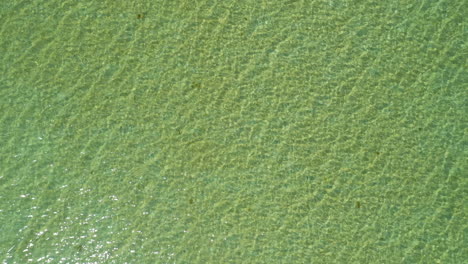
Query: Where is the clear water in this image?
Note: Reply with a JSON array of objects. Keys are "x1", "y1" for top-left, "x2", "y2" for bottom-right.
[{"x1": 0, "y1": 0, "x2": 466, "y2": 263}]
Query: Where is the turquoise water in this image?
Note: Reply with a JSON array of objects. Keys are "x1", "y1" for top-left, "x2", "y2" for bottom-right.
[{"x1": 0, "y1": 0, "x2": 466, "y2": 263}]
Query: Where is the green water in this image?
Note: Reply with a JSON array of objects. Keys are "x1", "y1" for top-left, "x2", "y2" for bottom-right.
[{"x1": 0, "y1": 0, "x2": 466, "y2": 263}]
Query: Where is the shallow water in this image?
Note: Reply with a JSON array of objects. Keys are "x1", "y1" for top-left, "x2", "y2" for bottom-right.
[{"x1": 0, "y1": 0, "x2": 466, "y2": 263}]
